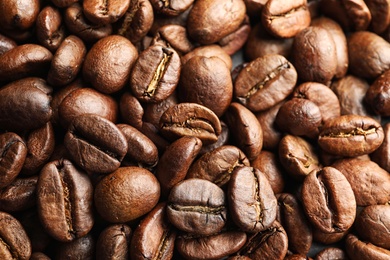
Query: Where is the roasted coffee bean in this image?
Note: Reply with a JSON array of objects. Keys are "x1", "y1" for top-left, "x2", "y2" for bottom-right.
[
  {"x1": 227, "y1": 256, "x2": 252, "y2": 260},
  {"x1": 178, "y1": 55, "x2": 233, "y2": 117},
  {"x1": 117, "y1": 124, "x2": 159, "y2": 168},
  {"x1": 224, "y1": 102, "x2": 263, "y2": 160},
  {"x1": 167, "y1": 178, "x2": 227, "y2": 235},
  {"x1": 0, "y1": 33, "x2": 17, "y2": 55},
  {"x1": 219, "y1": 15, "x2": 251, "y2": 56},
  {"x1": 0, "y1": 132, "x2": 27, "y2": 189},
  {"x1": 312, "y1": 227, "x2": 347, "y2": 245},
  {"x1": 0, "y1": 211, "x2": 31, "y2": 260},
  {"x1": 372, "y1": 123, "x2": 390, "y2": 172},
  {"x1": 365, "y1": 0, "x2": 390, "y2": 34},
  {"x1": 144, "y1": 92, "x2": 178, "y2": 128},
  {"x1": 83, "y1": 0, "x2": 130, "y2": 25},
  {"x1": 94, "y1": 166, "x2": 160, "y2": 223},
  {"x1": 130, "y1": 203, "x2": 176, "y2": 260},
  {"x1": 96, "y1": 224, "x2": 132, "y2": 260},
  {"x1": 176, "y1": 230, "x2": 247, "y2": 259},
  {"x1": 332, "y1": 158, "x2": 390, "y2": 206},
  {"x1": 64, "y1": 114, "x2": 127, "y2": 174},
  {"x1": 277, "y1": 193, "x2": 312, "y2": 255},
  {"x1": 47, "y1": 35, "x2": 86, "y2": 87},
  {"x1": 228, "y1": 166, "x2": 277, "y2": 233},
  {"x1": 0, "y1": 44, "x2": 52, "y2": 83},
  {"x1": 36, "y1": 6, "x2": 65, "y2": 52},
  {"x1": 187, "y1": 0, "x2": 246, "y2": 45},
  {"x1": 83, "y1": 35, "x2": 138, "y2": 94},
  {"x1": 302, "y1": 167, "x2": 356, "y2": 233},
  {"x1": 21, "y1": 122, "x2": 55, "y2": 175},
  {"x1": 354, "y1": 204, "x2": 390, "y2": 249},
  {"x1": 152, "y1": 24, "x2": 195, "y2": 55},
  {"x1": 187, "y1": 145, "x2": 249, "y2": 187},
  {"x1": 119, "y1": 92, "x2": 144, "y2": 130},
  {"x1": 199, "y1": 121, "x2": 230, "y2": 156},
  {"x1": 37, "y1": 159, "x2": 94, "y2": 242},
  {"x1": 261, "y1": 0, "x2": 311, "y2": 38},
  {"x1": 345, "y1": 233, "x2": 390, "y2": 260},
  {"x1": 159, "y1": 102, "x2": 222, "y2": 145},
  {"x1": 64, "y1": 3, "x2": 113, "y2": 43},
  {"x1": 58, "y1": 87, "x2": 118, "y2": 129},
  {"x1": 150, "y1": 0, "x2": 193, "y2": 16},
  {"x1": 234, "y1": 54, "x2": 297, "y2": 112},
  {"x1": 365, "y1": 69, "x2": 390, "y2": 116},
  {"x1": 130, "y1": 44, "x2": 181, "y2": 103},
  {"x1": 255, "y1": 102, "x2": 283, "y2": 151},
  {"x1": 278, "y1": 134, "x2": 320, "y2": 180},
  {"x1": 239, "y1": 220, "x2": 288, "y2": 259},
  {"x1": 30, "y1": 252, "x2": 51, "y2": 260},
  {"x1": 0, "y1": 176, "x2": 37, "y2": 212},
  {"x1": 314, "y1": 247, "x2": 348, "y2": 260},
  {"x1": 115, "y1": 0, "x2": 154, "y2": 44},
  {"x1": 318, "y1": 115, "x2": 384, "y2": 157},
  {"x1": 292, "y1": 26, "x2": 337, "y2": 85},
  {"x1": 0, "y1": 0, "x2": 39, "y2": 31},
  {"x1": 348, "y1": 31, "x2": 390, "y2": 79},
  {"x1": 181, "y1": 44, "x2": 233, "y2": 70},
  {"x1": 54, "y1": 234, "x2": 95, "y2": 260},
  {"x1": 156, "y1": 136, "x2": 202, "y2": 196}
]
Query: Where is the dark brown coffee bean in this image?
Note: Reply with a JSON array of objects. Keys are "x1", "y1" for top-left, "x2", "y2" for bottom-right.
[
  {"x1": 0, "y1": 33, "x2": 17, "y2": 55},
  {"x1": 130, "y1": 44, "x2": 181, "y2": 103},
  {"x1": 141, "y1": 122, "x2": 171, "y2": 154},
  {"x1": 312, "y1": 226, "x2": 347, "y2": 244},
  {"x1": 21, "y1": 122, "x2": 55, "y2": 175},
  {"x1": 276, "y1": 98, "x2": 322, "y2": 139},
  {"x1": 365, "y1": 0, "x2": 390, "y2": 34},
  {"x1": 64, "y1": 114, "x2": 128, "y2": 174},
  {"x1": 117, "y1": 124, "x2": 159, "y2": 168},
  {"x1": 0, "y1": 132, "x2": 27, "y2": 189},
  {"x1": 355, "y1": 204, "x2": 390, "y2": 249},
  {"x1": 152, "y1": 24, "x2": 195, "y2": 55},
  {"x1": 36, "y1": 6, "x2": 65, "y2": 52},
  {"x1": 314, "y1": 247, "x2": 348, "y2": 260},
  {"x1": 167, "y1": 178, "x2": 227, "y2": 235},
  {"x1": 372, "y1": 123, "x2": 390, "y2": 172},
  {"x1": 320, "y1": 0, "x2": 371, "y2": 31},
  {"x1": 0, "y1": 176, "x2": 37, "y2": 212},
  {"x1": 365, "y1": 69, "x2": 390, "y2": 116},
  {"x1": 115, "y1": 0, "x2": 154, "y2": 44},
  {"x1": 261, "y1": 0, "x2": 311, "y2": 38},
  {"x1": 318, "y1": 115, "x2": 384, "y2": 157},
  {"x1": 228, "y1": 166, "x2": 277, "y2": 232},
  {"x1": 255, "y1": 102, "x2": 283, "y2": 151},
  {"x1": 176, "y1": 231, "x2": 247, "y2": 259},
  {"x1": 0, "y1": 44, "x2": 52, "y2": 83},
  {"x1": 156, "y1": 136, "x2": 202, "y2": 196},
  {"x1": 58, "y1": 87, "x2": 118, "y2": 129},
  {"x1": 239, "y1": 220, "x2": 288, "y2": 260},
  {"x1": 245, "y1": 22, "x2": 293, "y2": 61},
  {"x1": 159, "y1": 102, "x2": 222, "y2": 145},
  {"x1": 94, "y1": 166, "x2": 160, "y2": 223},
  {"x1": 348, "y1": 31, "x2": 390, "y2": 79},
  {"x1": 51, "y1": 0, "x2": 78, "y2": 8},
  {"x1": 187, "y1": 145, "x2": 250, "y2": 187},
  {"x1": 292, "y1": 26, "x2": 337, "y2": 85},
  {"x1": 47, "y1": 35, "x2": 86, "y2": 87},
  {"x1": 30, "y1": 252, "x2": 51, "y2": 260},
  {"x1": 181, "y1": 44, "x2": 233, "y2": 70},
  {"x1": 178, "y1": 55, "x2": 233, "y2": 117},
  {"x1": 187, "y1": 0, "x2": 246, "y2": 44},
  {"x1": 332, "y1": 158, "x2": 390, "y2": 206},
  {"x1": 130, "y1": 203, "x2": 176, "y2": 260},
  {"x1": 83, "y1": 35, "x2": 138, "y2": 94},
  {"x1": 292, "y1": 82, "x2": 340, "y2": 124},
  {"x1": 0, "y1": 211, "x2": 32, "y2": 260},
  {"x1": 224, "y1": 102, "x2": 263, "y2": 161},
  {"x1": 55, "y1": 234, "x2": 95, "y2": 260},
  {"x1": 199, "y1": 121, "x2": 230, "y2": 156},
  {"x1": 144, "y1": 92, "x2": 178, "y2": 128},
  {"x1": 64, "y1": 3, "x2": 113, "y2": 43},
  {"x1": 219, "y1": 15, "x2": 251, "y2": 55},
  {"x1": 302, "y1": 167, "x2": 356, "y2": 233},
  {"x1": 345, "y1": 233, "x2": 390, "y2": 260},
  {"x1": 96, "y1": 224, "x2": 132, "y2": 260},
  {"x1": 150, "y1": 0, "x2": 193, "y2": 16},
  {"x1": 119, "y1": 91, "x2": 144, "y2": 130},
  {"x1": 0, "y1": 0, "x2": 39, "y2": 31},
  {"x1": 278, "y1": 134, "x2": 320, "y2": 180},
  {"x1": 83, "y1": 0, "x2": 130, "y2": 25},
  {"x1": 234, "y1": 54, "x2": 297, "y2": 112},
  {"x1": 311, "y1": 17, "x2": 348, "y2": 79},
  {"x1": 277, "y1": 193, "x2": 312, "y2": 255},
  {"x1": 37, "y1": 159, "x2": 94, "y2": 242}
]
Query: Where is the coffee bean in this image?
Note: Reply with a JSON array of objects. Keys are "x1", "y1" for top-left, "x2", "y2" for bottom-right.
[
  {"x1": 0, "y1": 0, "x2": 39, "y2": 31},
  {"x1": 54, "y1": 234, "x2": 95, "y2": 260},
  {"x1": 0, "y1": 176, "x2": 38, "y2": 212},
  {"x1": 365, "y1": 69, "x2": 390, "y2": 116},
  {"x1": 314, "y1": 247, "x2": 348, "y2": 260},
  {"x1": 83, "y1": 0, "x2": 130, "y2": 25},
  {"x1": 150, "y1": 0, "x2": 194, "y2": 16},
  {"x1": 372, "y1": 123, "x2": 390, "y2": 172},
  {"x1": 36, "y1": 6, "x2": 65, "y2": 52},
  {"x1": 96, "y1": 224, "x2": 132, "y2": 260},
  {"x1": 345, "y1": 233, "x2": 390, "y2": 260},
  {"x1": 0, "y1": 33, "x2": 17, "y2": 55}
]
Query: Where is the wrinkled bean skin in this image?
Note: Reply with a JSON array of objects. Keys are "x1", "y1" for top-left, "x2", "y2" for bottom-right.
[
  {"x1": 83, "y1": 0, "x2": 130, "y2": 25},
  {"x1": 345, "y1": 234, "x2": 390, "y2": 260}
]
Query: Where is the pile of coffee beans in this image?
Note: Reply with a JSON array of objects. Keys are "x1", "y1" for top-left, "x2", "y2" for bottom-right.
[{"x1": 1, "y1": 0, "x2": 390, "y2": 259}]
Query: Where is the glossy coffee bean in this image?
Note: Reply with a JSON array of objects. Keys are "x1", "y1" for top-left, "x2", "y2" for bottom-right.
[
  {"x1": 167, "y1": 178, "x2": 227, "y2": 235},
  {"x1": 345, "y1": 234, "x2": 390, "y2": 260},
  {"x1": 0, "y1": 132, "x2": 27, "y2": 189},
  {"x1": 365, "y1": 69, "x2": 390, "y2": 116},
  {"x1": 150, "y1": 0, "x2": 193, "y2": 16},
  {"x1": 365, "y1": 0, "x2": 390, "y2": 34},
  {"x1": 318, "y1": 115, "x2": 384, "y2": 157},
  {"x1": 119, "y1": 91, "x2": 144, "y2": 130},
  {"x1": 181, "y1": 44, "x2": 233, "y2": 70},
  {"x1": 54, "y1": 234, "x2": 95, "y2": 260},
  {"x1": 36, "y1": 6, "x2": 65, "y2": 53},
  {"x1": 0, "y1": 0, "x2": 39, "y2": 31},
  {"x1": 0, "y1": 176, "x2": 37, "y2": 212},
  {"x1": 314, "y1": 247, "x2": 348, "y2": 260},
  {"x1": 96, "y1": 224, "x2": 132, "y2": 260},
  {"x1": 152, "y1": 24, "x2": 195, "y2": 55},
  {"x1": 228, "y1": 166, "x2": 277, "y2": 233},
  {"x1": 143, "y1": 92, "x2": 178, "y2": 128},
  {"x1": 255, "y1": 102, "x2": 283, "y2": 151},
  {"x1": 94, "y1": 166, "x2": 160, "y2": 223},
  {"x1": 83, "y1": 0, "x2": 130, "y2": 25},
  {"x1": 372, "y1": 123, "x2": 390, "y2": 172},
  {"x1": 37, "y1": 159, "x2": 94, "y2": 242},
  {"x1": 0, "y1": 33, "x2": 17, "y2": 55},
  {"x1": 64, "y1": 114, "x2": 127, "y2": 174}
]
